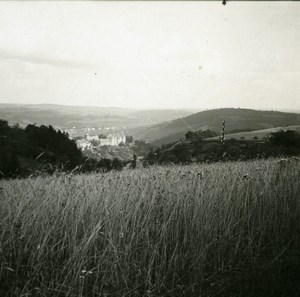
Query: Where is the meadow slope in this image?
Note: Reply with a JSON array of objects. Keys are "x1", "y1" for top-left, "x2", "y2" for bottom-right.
[
  {"x1": 208, "y1": 125, "x2": 300, "y2": 141},
  {"x1": 0, "y1": 159, "x2": 300, "y2": 296}
]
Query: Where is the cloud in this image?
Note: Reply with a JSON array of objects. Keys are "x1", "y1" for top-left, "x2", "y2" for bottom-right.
[{"x1": 0, "y1": 49, "x2": 92, "y2": 69}]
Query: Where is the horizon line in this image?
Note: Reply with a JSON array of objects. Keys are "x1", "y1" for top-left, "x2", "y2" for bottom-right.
[{"x1": 0, "y1": 102, "x2": 299, "y2": 114}]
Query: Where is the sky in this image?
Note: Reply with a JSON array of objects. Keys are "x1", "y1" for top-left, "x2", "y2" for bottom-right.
[{"x1": 0, "y1": 1, "x2": 299, "y2": 111}]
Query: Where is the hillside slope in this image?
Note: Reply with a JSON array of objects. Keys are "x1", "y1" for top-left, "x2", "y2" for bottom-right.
[{"x1": 133, "y1": 108, "x2": 300, "y2": 146}]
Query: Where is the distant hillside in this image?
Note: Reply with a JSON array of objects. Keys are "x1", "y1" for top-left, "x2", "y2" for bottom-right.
[
  {"x1": 0, "y1": 104, "x2": 194, "y2": 131},
  {"x1": 133, "y1": 108, "x2": 300, "y2": 146}
]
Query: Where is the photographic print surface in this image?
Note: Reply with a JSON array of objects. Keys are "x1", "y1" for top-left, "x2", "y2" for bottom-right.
[{"x1": 0, "y1": 1, "x2": 300, "y2": 296}]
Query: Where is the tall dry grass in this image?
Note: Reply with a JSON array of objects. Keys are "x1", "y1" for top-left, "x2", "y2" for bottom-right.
[{"x1": 0, "y1": 159, "x2": 299, "y2": 296}]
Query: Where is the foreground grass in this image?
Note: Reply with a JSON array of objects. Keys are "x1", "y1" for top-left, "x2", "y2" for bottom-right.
[{"x1": 0, "y1": 159, "x2": 300, "y2": 296}]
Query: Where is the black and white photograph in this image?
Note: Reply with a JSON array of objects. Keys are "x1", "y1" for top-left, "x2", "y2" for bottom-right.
[{"x1": 0, "y1": 1, "x2": 300, "y2": 296}]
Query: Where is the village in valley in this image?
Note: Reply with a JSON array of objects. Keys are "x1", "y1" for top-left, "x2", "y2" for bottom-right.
[{"x1": 63, "y1": 126, "x2": 151, "y2": 161}]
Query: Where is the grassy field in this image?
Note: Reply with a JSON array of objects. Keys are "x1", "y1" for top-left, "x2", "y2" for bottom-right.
[
  {"x1": 0, "y1": 159, "x2": 300, "y2": 296},
  {"x1": 209, "y1": 125, "x2": 300, "y2": 141}
]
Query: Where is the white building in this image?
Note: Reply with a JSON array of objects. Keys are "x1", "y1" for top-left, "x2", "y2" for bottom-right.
[
  {"x1": 76, "y1": 139, "x2": 92, "y2": 150},
  {"x1": 99, "y1": 139, "x2": 112, "y2": 146},
  {"x1": 86, "y1": 135, "x2": 100, "y2": 142},
  {"x1": 107, "y1": 132, "x2": 126, "y2": 146}
]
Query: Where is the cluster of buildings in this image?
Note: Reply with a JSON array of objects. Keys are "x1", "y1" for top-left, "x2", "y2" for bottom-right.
[{"x1": 76, "y1": 132, "x2": 133, "y2": 150}]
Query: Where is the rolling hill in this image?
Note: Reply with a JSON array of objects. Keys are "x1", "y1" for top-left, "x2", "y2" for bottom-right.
[
  {"x1": 132, "y1": 108, "x2": 300, "y2": 146},
  {"x1": 0, "y1": 104, "x2": 195, "y2": 131}
]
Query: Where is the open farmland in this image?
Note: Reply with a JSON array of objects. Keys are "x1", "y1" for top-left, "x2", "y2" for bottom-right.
[{"x1": 0, "y1": 159, "x2": 300, "y2": 296}]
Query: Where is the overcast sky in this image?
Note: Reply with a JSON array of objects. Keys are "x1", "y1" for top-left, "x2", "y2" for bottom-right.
[{"x1": 0, "y1": 1, "x2": 299, "y2": 110}]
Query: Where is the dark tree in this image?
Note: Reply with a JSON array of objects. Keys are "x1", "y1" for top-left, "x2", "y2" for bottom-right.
[
  {"x1": 146, "y1": 150, "x2": 156, "y2": 165},
  {"x1": 112, "y1": 158, "x2": 123, "y2": 171},
  {"x1": 269, "y1": 130, "x2": 300, "y2": 147},
  {"x1": 0, "y1": 153, "x2": 20, "y2": 179},
  {"x1": 131, "y1": 154, "x2": 137, "y2": 169},
  {"x1": 0, "y1": 120, "x2": 9, "y2": 134},
  {"x1": 173, "y1": 143, "x2": 192, "y2": 163},
  {"x1": 25, "y1": 124, "x2": 82, "y2": 168},
  {"x1": 97, "y1": 158, "x2": 112, "y2": 172}
]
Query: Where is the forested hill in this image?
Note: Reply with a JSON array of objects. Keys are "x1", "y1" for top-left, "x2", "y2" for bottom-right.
[
  {"x1": 133, "y1": 108, "x2": 300, "y2": 146},
  {"x1": 0, "y1": 120, "x2": 83, "y2": 178}
]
